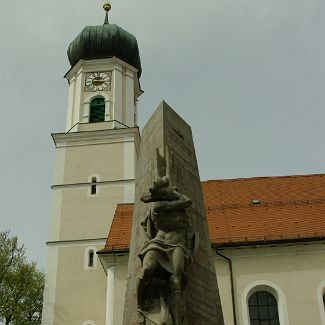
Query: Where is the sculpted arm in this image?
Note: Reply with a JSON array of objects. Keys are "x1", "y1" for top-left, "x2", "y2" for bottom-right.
[
  {"x1": 140, "y1": 177, "x2": 192, "y2": 211},
  {"x1": 154, "y1": 191, "x2": 192, "y2": 212}
]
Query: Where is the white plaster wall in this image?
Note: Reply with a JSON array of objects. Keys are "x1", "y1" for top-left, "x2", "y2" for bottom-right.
[
  {"x1": 113, "y1": 65, "x2": 123, "y2": 125},
  {"x1": 62, "y1": 142, "x2": 125, "y2": 184},
  {"x1": 42, "y1": 145, "x2": 66, "y2": 323},
  {"x1": 317, "y1": 280, "x2": 325, "y2": 325},
  {"x1": 123, "y1": 140, "x2": 136, "y2": 203},
  {"x1": 123, "y1": 183, "x2": 135, "y2": 204},
  {"x1": 41, "y1": 246, "x2": 59, "y2": 325},
  {"x1": 53, "y1": 244, "x2": 107, "y2": 325},
  {"x1": 135, "y1": 100, "x2": 139, "y2": 126},
  {"x1": 72, "y1": 70, "x2": 83, "y2": 127},
  {"x1": 52, "y1": 147, "x2": 66, "y2": 185},
  {"x1": 124, "y1": 141, "x2": 135, "y2": 180},
  {"x1": 66, "y1": 77, "x2": 76, "y2": 131},
  {"x1": 48, "y1": 191, "x2": 62, "y2": 242},
  {"x1": 217, "y1": 244, "x2": 325, "y2": 325},
  {"x1": 112, "y1": 260, "x2": 128, "y2": 325},
  {"x1": 124, "y1": 70, "x2": 135, "y2": 127}
]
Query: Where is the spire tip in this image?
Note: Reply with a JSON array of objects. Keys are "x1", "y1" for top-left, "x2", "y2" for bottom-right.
[{"x1": 103, "y1": 1, "x2": 111, "y2": 24}]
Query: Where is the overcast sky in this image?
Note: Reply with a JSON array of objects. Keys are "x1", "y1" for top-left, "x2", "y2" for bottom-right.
[{"x1": 0, "y1": 0, "x2": 324, "y2": 267}]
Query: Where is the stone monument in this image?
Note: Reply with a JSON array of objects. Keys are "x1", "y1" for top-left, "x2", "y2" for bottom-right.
[{"x1": 123, "y1": 101, "x2": 224, "y2": 325}]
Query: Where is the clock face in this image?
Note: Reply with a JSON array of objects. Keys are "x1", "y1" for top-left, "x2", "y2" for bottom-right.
[{"x1": 85, "y1": 72, "x2": 111, "y2": 91}]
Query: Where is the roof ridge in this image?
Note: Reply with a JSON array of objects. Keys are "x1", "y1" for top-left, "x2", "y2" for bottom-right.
[
  {"x1": 207, "y1": 198, "x2": 325, "y2": 211},
  {"x1": 202, "y1": 173, "x2": 325, "y2": 183}
]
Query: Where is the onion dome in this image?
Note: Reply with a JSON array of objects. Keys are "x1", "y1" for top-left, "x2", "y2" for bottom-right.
[{"x1": 67, "y1": 24, "x2": 142, "y2": 77}]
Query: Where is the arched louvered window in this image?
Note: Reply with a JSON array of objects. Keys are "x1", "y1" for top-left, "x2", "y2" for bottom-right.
[
  {"x1": 89, "y1": 97, "x2": 105, "y2": 123},
  {"x1": 248, "y1": 291, "x2": 280, "y2": 325}
]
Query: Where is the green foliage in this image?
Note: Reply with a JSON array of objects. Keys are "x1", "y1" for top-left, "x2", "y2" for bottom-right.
[{"x1": 0, "y1": 231, "x2": 44, "y2": 325}]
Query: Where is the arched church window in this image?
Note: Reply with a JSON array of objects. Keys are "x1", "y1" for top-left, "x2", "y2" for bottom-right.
[
  {"x1": 323, "y1": 291, "x2": 325, "y2": 309},
  {"x1": 248, "y1": 291, "x2": 280, "y2": 325},
  {"x1": 89, "y1": 97, "x2": 105, "y2": 123},
  {"x1": 91, "y1": 177, "x2": 97, "y2": 195}
]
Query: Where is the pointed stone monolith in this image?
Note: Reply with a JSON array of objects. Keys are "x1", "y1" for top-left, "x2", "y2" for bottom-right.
[{"x1": 123, "y1": 101, "x2": 224, "y2": 325}]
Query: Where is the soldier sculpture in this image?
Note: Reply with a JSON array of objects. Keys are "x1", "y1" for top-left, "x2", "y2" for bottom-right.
[{"x1": 137, "y1": 177, "x2": 196, "y2": 325}]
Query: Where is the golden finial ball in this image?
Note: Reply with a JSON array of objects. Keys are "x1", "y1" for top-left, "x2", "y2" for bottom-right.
[{"x1": 103, "y1": 2, "x2": 111, "y2": 12}]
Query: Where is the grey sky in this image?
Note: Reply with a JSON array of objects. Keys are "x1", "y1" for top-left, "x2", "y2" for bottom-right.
[{"x1": 0, "y1": 0, "x2": 324, "y2": 267}]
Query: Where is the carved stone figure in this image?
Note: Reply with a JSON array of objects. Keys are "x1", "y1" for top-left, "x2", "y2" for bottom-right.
[{"x1": 137, "y1": 176, "x2": 196, "y2": 325}]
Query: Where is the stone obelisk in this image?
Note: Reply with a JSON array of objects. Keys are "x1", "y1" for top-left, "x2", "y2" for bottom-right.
[{"x1": 123, "y1": 101, "x2": 224, "y2": 324}]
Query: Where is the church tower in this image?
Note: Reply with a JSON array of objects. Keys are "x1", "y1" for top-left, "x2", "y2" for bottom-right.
[{"x1": 42, "y1": 3, "x2": 142, "y2": 324}]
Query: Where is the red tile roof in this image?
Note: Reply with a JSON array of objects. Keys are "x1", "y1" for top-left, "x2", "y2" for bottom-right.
[
  {"x1": 100, "y1": 204, "x2": 133, "y2": 252},
  {"x1": 100, "y1": 174, "x2": 325, "y2": 253}
]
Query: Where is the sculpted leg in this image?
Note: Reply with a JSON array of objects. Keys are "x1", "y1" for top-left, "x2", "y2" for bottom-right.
[
  {"x1": 170, "y1": 247, "x2": 185, "y2": 325},
  {"x1": 137, "y1": 251, "x2": 159, "y2": 309}
]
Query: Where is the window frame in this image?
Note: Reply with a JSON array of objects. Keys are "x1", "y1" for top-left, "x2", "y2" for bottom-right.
[
  {"x1": 88, "y1": 175, "x2": 100, "y2": 197},
  {"x1": 83, "y1": 94, "x2": 110, "y2": 124},
  {"x1": 242, "y1": 281, "x2": 289, "y2": 325},
  {"x1": 84, "y1": 246, "x2": 98, "y2": 270},
  {"x1": 248, "y1": 291, "x2": 280, "y2": 325},
  {"x1": 91, "y1": 177, "x2": 97, "y2": 195},
  {"x1": 88, "y1": 250, "x2": 94, "y2": 267},
  {"x1": 89, "y1": 96, "x2": 106, "y2": 123}
]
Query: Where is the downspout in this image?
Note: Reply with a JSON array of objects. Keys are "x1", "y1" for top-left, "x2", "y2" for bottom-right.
[{"x1": 216, "y1": 251, "x2": 237, "y2": 325}]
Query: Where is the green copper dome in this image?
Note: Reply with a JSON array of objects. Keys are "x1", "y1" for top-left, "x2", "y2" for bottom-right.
[{"x1": 67, "y1": 24, "x2": 142, "y2": 77}]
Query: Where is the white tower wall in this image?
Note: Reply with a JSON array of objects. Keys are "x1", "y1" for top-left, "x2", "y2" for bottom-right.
[{"x1": 42, "y1": 54, "x2": 141, "y2": 325}]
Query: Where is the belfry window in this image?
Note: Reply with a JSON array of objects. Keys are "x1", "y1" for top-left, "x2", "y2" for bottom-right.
[
  {"x1": 248, "y1": 291, "x2": 280, "y2": 325},
  {"x1": 91, "y1": 177, "x2": 97, "y2": 195},
  {"x1": 89, "y1": 97, "x2": 105, "y2": 123}
]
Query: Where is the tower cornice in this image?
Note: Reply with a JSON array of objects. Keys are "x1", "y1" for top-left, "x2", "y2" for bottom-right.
[
  {"x1": 64, "y1": 57, "x2": 143, "y2": 98},
  {"x1": 52, "y1": 126, "x2": 140, "y2": 151},
  {"x1": 64, "y1": 57, "x2": 140, "y2": 81}
]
